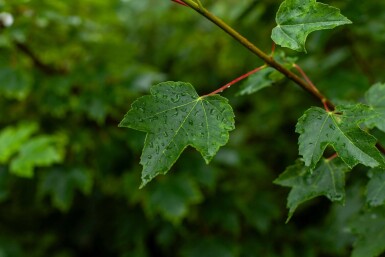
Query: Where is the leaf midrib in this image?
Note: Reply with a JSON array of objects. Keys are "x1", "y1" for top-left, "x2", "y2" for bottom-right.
[
  {"x1": 160, "y1": 100, "x2": 200, "y2": 156},
  {"x1": 308, "y1": 111, "x2": 329, "y2": 166},
  {"x1": 330, "y1": 114, "x2": 377, "y2": 166},
  {"x1": 278, "y1": 20, "x2": 348, "y2": 27},
  {"x1": 200, "y1": 100, "x2": 210, "y2": 153}
]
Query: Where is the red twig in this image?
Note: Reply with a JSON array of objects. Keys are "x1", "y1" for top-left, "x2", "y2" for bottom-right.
[
  {"x1": 326, "y1": 152, "x2": 338, "y2": 161},
  {"x1": 293, "y1": 63, "x2": 333, "y2": 111},
  {"x1": 172, "y1": 0, "x2": 188, "y2": 6},
  {"x1": 322, "y1": 99, "x2": 330, "y2": 112},
  {"x1": 293, "y1": 64, "x2": 318, "y2": 94},
  {"x1": 271, "y1": 42, "x2": 276, "y2": 56},
  {"x1": 202, "y1": 65, "x2": 266, "y2": 97}
]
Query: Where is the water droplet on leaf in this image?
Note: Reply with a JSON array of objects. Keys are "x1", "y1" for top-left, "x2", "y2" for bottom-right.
[{"x1": 171, "y1": 94, "x2": 180, "y2": 103}]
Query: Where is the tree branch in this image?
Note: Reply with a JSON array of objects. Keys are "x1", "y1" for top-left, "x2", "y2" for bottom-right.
[
  {"x1": 15, "y1": 42, "x2": 67, "y2": 75},
  {"x1": 181, "y1": 0, "x2": 334, "y2": 110},
  {"x1": 202, "y1": 64, "x2": 266, "y2": 97},
  {"x1": 179, "y1": 0, "x2": 385, "y2": 155}
]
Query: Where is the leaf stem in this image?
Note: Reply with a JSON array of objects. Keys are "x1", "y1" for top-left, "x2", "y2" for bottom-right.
[
  {"x1": 326, "y1": 152, "x2": 338, "y2": 161},
  {"x1": 292, "y1": 64, "x2": 319, "y2": 95},
  {"x1": 196, "y1": 0, "x2": 204, "y2": 9},
  {"x1": 176, "y1": 0, "x2": 385, "y2": 160},
  {"x1": 172, "y1": 0, "x2": 188, "y2": 6},
  {"x1": 180, "y1": 0, "x2": 334, "y2": 110},
  {"x1": 322, "y1": 99, "x2": 330, "y2": 112},
  {"x1": 202, "y1": 64, "x2": 267, "y2": 97},
  {"x1": 271, "y1": 42, "x2": 276, "y2": 56},
  {"x1": 292, "y1": 63, "x2": 330, "y2": 111}
]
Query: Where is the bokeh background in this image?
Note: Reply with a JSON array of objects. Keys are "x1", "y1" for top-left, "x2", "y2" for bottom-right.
[{"x1": 1, "y1": 0, "x2": 385, "y2": 256}]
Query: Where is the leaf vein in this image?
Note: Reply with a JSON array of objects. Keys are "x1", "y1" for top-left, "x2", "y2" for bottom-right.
[{"x1": 161, "y1": 100, "x2": 199, "y2": 155}]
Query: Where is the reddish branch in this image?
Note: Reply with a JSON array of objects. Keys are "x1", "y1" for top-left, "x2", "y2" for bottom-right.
[
  {"x1": 202, "y1": 65, "x2": 266, "y2": 97},
  {"x1": 175, "y1": 0, "x2": 385, "y2": 155},
  {"x1": 171, "y1": 0, "x2": 188, "y2": 6},
  {"x1": 271, "y1": 42, "x2": 276, "y2": 56},
  {"x1": 292, "y1": 64, "x2": 318, "y2": 95},
  {"x1": 293, "y1": 64, "x2": 330, "y2": 111},
  {"x1": 326, "y1": 152, "x2": 338, "y2": 161}
]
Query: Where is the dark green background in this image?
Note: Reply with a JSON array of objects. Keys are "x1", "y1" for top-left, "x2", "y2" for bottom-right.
[{"x1": 1, "y1": 0, "x2": 385, "y2": 256}]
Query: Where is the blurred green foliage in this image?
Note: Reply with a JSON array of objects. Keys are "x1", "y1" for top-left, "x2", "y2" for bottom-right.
[{"x1": 1, "y1": 0, "x2": 385, "y2": 256}]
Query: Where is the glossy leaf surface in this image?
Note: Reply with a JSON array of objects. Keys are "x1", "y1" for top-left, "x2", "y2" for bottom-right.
[
  {"x1": 296, "y1": 104, "x2": 385, "y2": 169},
  {"x1": 119, "y1": 82, "x2": 235, "y2": 187}
]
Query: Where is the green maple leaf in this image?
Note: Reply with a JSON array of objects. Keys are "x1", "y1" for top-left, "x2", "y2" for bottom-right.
[
  {"x1": 366, "y1": 168, "x2": 385, "y2": 207},
  {"x1": 296, "y1": 104, "x2": 385, "y2": 169},
  {"x1": 119, "y1": 81, "x2": 235, "y2": 187},
  {"x1": 271, "y1": 0, "x2": 352, "y2": 52},
  {"x1": 274, "y1": 158, "x2": 348, "y2": 221},
  {"x1": 350, "y1": 207, "x2": 385, "y2": 257},
  {"x1": 365, "y1": 83, "x2": 385, "y2": 132}
]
